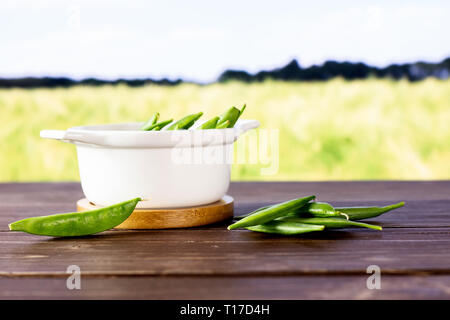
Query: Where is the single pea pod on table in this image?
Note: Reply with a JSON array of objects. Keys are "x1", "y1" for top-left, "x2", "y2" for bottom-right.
[
  {"x1": 234, "y1": 201, "x2": 346, "y2": 220},
  {"x1": 335, "y1": 202, "x2": 405, "y2": 221},
  {"x1": 9, "y1": 197, "x2": 141, "y2": 237},
  {"x1": 227, "y1": 195, "x2": 316, "y2": 230},
  {"x1": 246, "y1": 221, "x2": 324, "y2": 235},
  {"x1": 235, "y1": 201, "x2": 404, "y2": 221},
  {"x1": 277, "y1": 216, "x2": 382, "y2": 231},
  {"x1": 294, "y1": 201, "x2": 349, "y2": 219}
]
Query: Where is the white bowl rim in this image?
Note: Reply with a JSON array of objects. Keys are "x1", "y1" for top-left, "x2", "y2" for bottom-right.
[{"x1": 41, "y1": 119, "x2": 260, "y2": 149}]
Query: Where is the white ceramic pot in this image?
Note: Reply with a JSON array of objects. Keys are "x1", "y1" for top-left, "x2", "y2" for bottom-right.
[{"x1": 40, "y1": 120, "x2": 259, "y2": 208}]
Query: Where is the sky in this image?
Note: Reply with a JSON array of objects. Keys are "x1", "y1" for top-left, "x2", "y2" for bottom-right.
[{"x1": 1, "y1": 0, "x2": 450, "y2": 82}]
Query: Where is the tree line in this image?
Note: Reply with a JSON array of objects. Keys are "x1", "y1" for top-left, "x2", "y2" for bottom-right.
[
  {"x1": 0, "y1": 57, "x2": 448, "y2": 88},
  {"x1": 218, "y1": 57, "x2": 450, "y2": 82}
]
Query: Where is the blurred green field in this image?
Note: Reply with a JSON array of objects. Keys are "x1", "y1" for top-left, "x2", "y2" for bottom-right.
[{"x1": 0, "y1": 78, "x2": 449, "y2": 182}]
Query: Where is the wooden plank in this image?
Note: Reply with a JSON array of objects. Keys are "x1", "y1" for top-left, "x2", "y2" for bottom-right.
[
  {"x1": 0, "y1": 275, "x2": 449, "y2": 299},
  {"x1": 228, "y1": 181, "x2": 450, "y2": 203},
  {"x1": 1, "y1": 228, "x2": 449, "y2": 276},
  {"x1": 1, "y1": 181, "x2": 449, "y2": 205},
  {"x1": 0, "y1": 183, "x2": 84, "y2": 206}
]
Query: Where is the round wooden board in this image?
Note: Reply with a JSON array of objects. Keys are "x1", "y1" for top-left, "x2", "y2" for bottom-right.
[{"x1": 76, "y1": 195, "x2": 234, "y2": 229}]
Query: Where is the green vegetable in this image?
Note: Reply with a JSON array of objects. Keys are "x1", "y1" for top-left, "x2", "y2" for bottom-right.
[
  {"x1": 228, "y1": 195, "x2": 315, "y2": 230},
  {"x1": 199, "y1": 116, "x2": 220, "y2": 129},
  {"x1": 234, "y1": 205, "x2": 272, "y2": 220},
  {"x1": 215, "y1": 120, "x2": 230, "y2": 129},
  {"x1": 239, "y1": 104, "x2": 246, "y2": 117},
  {"x1": 217, "y1": 104, "x2": 246, "y2": 128},
  {"x1": 246, "y1": 221, "x2": 324, "y2": 235},
  {"x1": 230, "y1": 198, "x2": 403, "y2": 236},
  {"x1": 277, "y1": 216, "x2": 382, "y2": 231},
  {"x1": 141, "y1": 104, "x2": 246, "y2": 131},
  {"x1": 140, "y1": 113, "x2": 160, "y2": 131},
  {"x1": 296, "y1": 201, "x2": 348, "y2": 219},
  {"x1": 217, "y1": 107, "x2": 240, "y2": 128},
  {"x1": 335, "y1": 202, "x2": 405, "y2": 221},
  {"x1": 166, "y1": 112, "x2": 203, "y2": 130},
  {"x1": 9, "y1": 198, "x2": 141, "y2": 237},
  {"x1": 236, "y1": 201, "x2": 404, "y2": 222},
  {"x1": 150, "y1": 119, "x2": 173, "y2": 131}
]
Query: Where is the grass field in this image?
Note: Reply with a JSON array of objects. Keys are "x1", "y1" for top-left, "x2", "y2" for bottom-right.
[{"x1": 0, "y1": 78, "x2": 449, "y2": 182}]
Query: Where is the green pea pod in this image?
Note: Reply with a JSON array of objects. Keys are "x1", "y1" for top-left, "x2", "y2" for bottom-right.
[
  {"x1": 228, "y1": 195, "x2": 315, "y2": 230},
  {"x1": 239, "y1": 104, "x2": 246, "y2": 117},
  {"x1": 234, "y1": 204, "x2": 272, "y2": 220},
  {"x1": 150, "y1": 119, "x2": 173, "y2": 131},
  {"x1": 166, "y1": 112, "x2": 203, "y2": 130},
  {"x1": 140, "y1": 113, "x2": 160, "y2": 130},
  {"x1": 335, "y1": 202, "x2": 405, "y2": 221},
  {"x1": 296, "y1": 202, "x2": 348, "y2": 219},
  {"x1": 235, "y1": 199, "x2": 336, "y2": 220},
  {"x1": 217, "y1": 106, "x2": 241, "y2": 128},
  {"x1": 215, "y1": 120, "x2": 230, "y2": 129},
  {"x1": 246, "y1": 221, "x2": 324, "y2": 235},
  {"x1": 277, "y1": 216, "x2": 382, "y2": 231},
  {"x1": 199, "y1": 116, "x2": 220, "y2": 129},
  {"x1": 9, "y1": 197, "x2": 141, "y2": 237},
  {"x1": 182, "y1": 114, "x2": 204, "y2": 129}
]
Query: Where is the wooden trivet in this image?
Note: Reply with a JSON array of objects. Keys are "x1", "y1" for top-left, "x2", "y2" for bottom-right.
[{"x1": 76, "y1": 195, "x2": 233, "y2": 229}]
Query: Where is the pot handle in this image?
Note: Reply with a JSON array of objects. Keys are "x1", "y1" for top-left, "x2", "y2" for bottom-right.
[
  {"x1": 40, "y1": 130, "x2": 68, "y2": 141},
  {"x1": 234, "y1": 119, "x2": 260, "y2": 138},
  {"x1": 40, "y1": 130, "x2": 104, "y2": 146}
]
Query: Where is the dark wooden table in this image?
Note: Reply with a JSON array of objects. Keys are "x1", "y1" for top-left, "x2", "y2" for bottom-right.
[{"x1": 0, "y1": 181, "x2": 449, "y2": 299}]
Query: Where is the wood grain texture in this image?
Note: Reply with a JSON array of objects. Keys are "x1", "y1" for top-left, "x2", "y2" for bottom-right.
[
  {"x1": 1, "y1": 228, "x2": 450, "y2": 276},
  {"x1": 77, "y1": 196, "x2": 233, "y2": 229},
  {"x1": 0, "y1": 181, "x2": 449, "y2": 299},
  {"x1": 1, "y1": 275, "x2": 448, "y2": 300}
]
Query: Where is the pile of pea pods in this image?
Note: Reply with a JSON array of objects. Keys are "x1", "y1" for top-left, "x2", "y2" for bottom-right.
[
  {"x1": 228, "y1": 195, "x2": 404, "y2": 235},
  {"x1": 140, "y1": 105, "x2": 246, "y2": 131}
]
